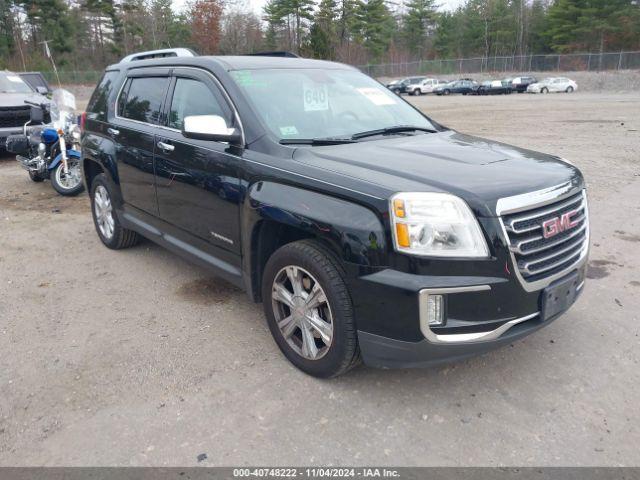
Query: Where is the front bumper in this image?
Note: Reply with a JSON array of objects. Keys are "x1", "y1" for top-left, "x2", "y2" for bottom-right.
[{"x1": 354, "y1": 265, "x2": 586, "y2": 368}]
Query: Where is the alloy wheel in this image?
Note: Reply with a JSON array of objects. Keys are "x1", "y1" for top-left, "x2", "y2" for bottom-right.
[
  {"x1": 94, "y1": 185, "x2": 115, "y2": 240},
  {"x1": 271, "y1": 265, "x2": 333, "y2": 360}
]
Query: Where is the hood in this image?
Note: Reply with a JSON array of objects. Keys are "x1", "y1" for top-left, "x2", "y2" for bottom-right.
[
  {"x1": 0, "y1": 92, "x2": 49, "y2": 108},
  {"x1": 292, "y1": 130, "x2": 583, "y2": 217}
]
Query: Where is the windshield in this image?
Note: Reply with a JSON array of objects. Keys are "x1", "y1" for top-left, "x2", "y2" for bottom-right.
[
  {"x1": 231, "y1": 68, "x2": 436, "y2": 141},
  {"x1": 50, "y1": 89, "x2": 76, "y2": 129},
  {"x1": 0, "y1": 73, "x2": 33, "y2": 94}
]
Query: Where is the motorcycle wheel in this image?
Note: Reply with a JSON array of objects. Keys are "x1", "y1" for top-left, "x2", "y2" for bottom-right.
[
  {"x1": 28, "y1": 171, "x2": 45, "y2": 182},
  {"x1": 51, "y1": 158, "x2": 85, "y2": 196}
]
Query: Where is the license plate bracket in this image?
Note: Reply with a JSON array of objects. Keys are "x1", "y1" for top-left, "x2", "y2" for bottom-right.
[{"x1": 541, "y1": 272, "x2": 581, "y2": 321}]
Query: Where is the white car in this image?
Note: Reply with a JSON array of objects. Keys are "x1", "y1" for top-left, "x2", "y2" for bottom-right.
[
  {"x1": 406, "y1": 78, "x2": 448, "y2": 95},
  {"x1": 527, "y1": 77, "x2": 578, "y2": 94}
]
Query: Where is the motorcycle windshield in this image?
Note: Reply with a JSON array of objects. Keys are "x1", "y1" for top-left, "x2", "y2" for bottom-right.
[{"x1": 50, "y1": 89, "x2": 77, "y2": 130}]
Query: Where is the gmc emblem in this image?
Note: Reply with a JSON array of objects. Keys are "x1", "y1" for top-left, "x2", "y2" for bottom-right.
[{"x1": 542, "y1": 210, "x2": 580, "y2": 239}]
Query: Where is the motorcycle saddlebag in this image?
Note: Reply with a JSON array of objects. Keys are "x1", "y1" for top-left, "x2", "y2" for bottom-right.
[{"x1": 5, "y1": 134, "x2": 30, "y2": 155}]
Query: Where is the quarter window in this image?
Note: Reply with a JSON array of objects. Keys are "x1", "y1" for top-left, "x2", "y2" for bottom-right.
[
  {"x1": 86, "y1": 70, "x2": 119, "y2": 121},
  {"x1": 168, "y1": 78, "x2": 226, "y2": 130},
  {"x1": 119, "y1": 76, "x2": 169, "y2": 124}
]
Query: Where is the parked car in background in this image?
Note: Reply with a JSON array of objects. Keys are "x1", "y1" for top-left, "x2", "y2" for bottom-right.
[
  {"x1": 434, "y1": 79, "x2": 478, "y2": 96},
  {"x1": 474, "y1": 80, "x2": 513, "y2": 95},
  {"x1": 509, "y1": 76, "x2": 537, "y2": 93},
  {"x1": 1, "y1": 70, "x2": 50, "y2": 150},
  {"x1": 386, "y1": 76, "x2": 425, "y2": 95},
  {"x1": 408, "y1": 78, "x2": 448, "y2": 95},
  {"x1": 527, "y1": 77, "x2": 577, "y2": 94}
]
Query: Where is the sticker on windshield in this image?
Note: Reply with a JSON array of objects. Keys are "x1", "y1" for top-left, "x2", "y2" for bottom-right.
[
  {"x1": 303, "y1": 82, "x2": 329, "y2": 111},
  {"x1": 231, "y1": 70, "x2": 255, "y2": 87},
  {"x1": 7, "y1": 75, "x2": 23, "y2": 83},
  {"x1": 357, "y1": 87, "x2": 396, "y2": 106},
  {"x1": 279, "y1": 126, "x2": 299, "y2": 136}
]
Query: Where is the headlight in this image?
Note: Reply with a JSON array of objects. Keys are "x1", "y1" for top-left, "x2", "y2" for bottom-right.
[
  {"x1": 390, "y1": 192, "x2": 489, "y2": 258},
  {"x1": 70, "y1": 125, "x2": 81, "y2": 141}
]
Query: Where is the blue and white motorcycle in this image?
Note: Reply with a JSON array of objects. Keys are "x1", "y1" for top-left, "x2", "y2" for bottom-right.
[{"x1": 7, "y1": 89, "x2": 84, "y2": 196}]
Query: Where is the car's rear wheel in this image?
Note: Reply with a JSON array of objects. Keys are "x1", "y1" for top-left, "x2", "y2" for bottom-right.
[
  {"x1": 262, "y1": 240, "x2": 360, "y2": 378},
  {"x1": 90, "y1": 174, "x2": 140, "y2": 250},
  {"x1": 566, "y1": 86, "x2": 574, "y2": 93}
]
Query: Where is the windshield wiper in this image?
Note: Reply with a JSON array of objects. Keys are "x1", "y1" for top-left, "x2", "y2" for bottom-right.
[
  {"x1": 279, "y1": 137, "x2": 356, "y2": 146},
  {"x1": 351, "y1": 125, "x2": 437, "y2": 140}
]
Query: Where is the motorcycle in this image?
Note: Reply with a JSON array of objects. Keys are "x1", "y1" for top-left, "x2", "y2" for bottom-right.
[{"x1": 5, "y1": 89, "x2": 84, "y2": 196}]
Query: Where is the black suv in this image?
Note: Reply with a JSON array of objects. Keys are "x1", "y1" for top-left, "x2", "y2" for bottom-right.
[{"x1": 82, "y1": 55, "x2": 589, "y2": 377}]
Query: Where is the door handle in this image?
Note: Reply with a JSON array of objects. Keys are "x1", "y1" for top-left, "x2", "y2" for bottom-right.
[
  {"x1": 157, "y1": 141, "x2": 175, "y2": 152},
  {"x1": 107, "y1": 128, "x2": 119, "y2": 136}
]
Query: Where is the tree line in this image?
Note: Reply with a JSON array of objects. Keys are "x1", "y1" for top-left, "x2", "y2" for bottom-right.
[{"x1": 0, "y1": 0, "x2": 638, "y2": 72}]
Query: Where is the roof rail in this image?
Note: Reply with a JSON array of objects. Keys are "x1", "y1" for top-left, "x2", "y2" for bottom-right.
[
  {"x1": 247, "y1": 51, "x2": 300, "y2": 58},
  {"x1": 120, "y1": 48, "x2": 197, "y2": 63}
]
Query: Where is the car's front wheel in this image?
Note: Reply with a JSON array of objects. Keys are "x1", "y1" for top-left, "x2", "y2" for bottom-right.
[
  {"x1": 566, "y1": 86, "x2": 574, "y2": 93},
  {"x1": 262, "y1": 240, "x2": 360, "y2": 378},
  {"x1": 541, "y1": 87, "x2": 549, "y2": 94}
]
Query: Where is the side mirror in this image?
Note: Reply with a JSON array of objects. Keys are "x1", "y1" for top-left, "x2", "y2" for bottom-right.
[
  {"x1": 36, "y1": 86, "x2": 48, "y2": 95},
  {"x1": 182, "y1": 115, "x2": 242, "y2": 144},
  {"x1": 30, "y1": 106, "x2": 44, "y2": 124}
]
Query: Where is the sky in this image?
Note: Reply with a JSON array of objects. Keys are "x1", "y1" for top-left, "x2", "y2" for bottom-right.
[{"x1": 172, "y1": 0, "x2": 465, "y2": 16}]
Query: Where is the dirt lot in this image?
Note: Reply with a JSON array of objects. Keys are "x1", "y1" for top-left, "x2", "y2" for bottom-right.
[{"x1": 1, "y1": 92, "x2": 639, "y2": 466}]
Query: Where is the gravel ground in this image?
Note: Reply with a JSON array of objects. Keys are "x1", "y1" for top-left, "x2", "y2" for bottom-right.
[{"x1": 0, "y1": 92, "x2": 639, "y2": 467}]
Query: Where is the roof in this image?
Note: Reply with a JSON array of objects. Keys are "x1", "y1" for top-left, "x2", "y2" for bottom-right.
[{"x1": 106, "y1": 55, "x2": 355, "y2": 72}]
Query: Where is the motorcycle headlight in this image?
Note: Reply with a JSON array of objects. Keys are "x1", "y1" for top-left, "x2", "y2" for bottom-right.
[
  {"x1": 70, "y1": 125, "x2": 81, "y2": 141},
  {"x1": 390, "y1": 192, "x2": 489, "y2": 258}
]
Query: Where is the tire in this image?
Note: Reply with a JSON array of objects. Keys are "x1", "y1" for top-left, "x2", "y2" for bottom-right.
[
  {"x1": 262, "y1": 240, "x2": 361, "y2": 378},
  {"x1": 409, "y1": 90, "x2": 415, "y2": 96},
  {"x1": 28, "y1": 171, "x2": 45, "y2": 182},
  {"x1": 443, "y1": 89, "x2": 450, "y2": 96},
  {"x1": 541, "y1": 87, "x2": 549, "y2": 94},
  {"x1": 90, "y1": 174, "x2": 140, "y2": 250},
  {"x1": 566, "y1": 86, "x2": 574, "y2": 93},
  {"x1": 50, "y1": 158, "x2": 84, "y2": 196}
]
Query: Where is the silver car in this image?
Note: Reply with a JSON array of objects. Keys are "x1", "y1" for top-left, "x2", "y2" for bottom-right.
[
  {"x1": 527, "y1": 77, "x2": 578, "y2": 94},
  {"x1": 1, "y1": 71, "x2": 50, "y2": 148}
]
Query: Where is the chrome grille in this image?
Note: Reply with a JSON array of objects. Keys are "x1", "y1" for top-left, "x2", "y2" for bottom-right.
[{"x1": 501, "y1": 190, "x2": 588, "y2": 283}]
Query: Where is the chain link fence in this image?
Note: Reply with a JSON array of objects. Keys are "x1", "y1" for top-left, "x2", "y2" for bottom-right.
[
  {"x1": 36, "y1": 51, "x2": 640, "y2": 85},
  {"x1": 41, "y1": 70, "x2": 103, "y2": 85},
  {"x1": 358, "y1": 51, "x2": 640, "y2": 78}
]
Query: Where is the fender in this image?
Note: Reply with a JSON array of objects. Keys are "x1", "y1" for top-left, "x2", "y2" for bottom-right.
[
  {"x1": 48, "y1": 149, "x2": 81, "y2": 170},
  {"x1": 243, "y1": 181, "x2": 387, "y2": 268}
]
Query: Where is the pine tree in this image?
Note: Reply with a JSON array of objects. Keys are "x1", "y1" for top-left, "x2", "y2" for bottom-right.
[
  {"x1": 402, "y1": 0, "x2": 438, "y2": 58},
  {"x1": 309, "y1": 0, "x2": 337, "y2": 58},
  {"x1": 353, "y1": 0, "x2": 395, "y2": 60}
]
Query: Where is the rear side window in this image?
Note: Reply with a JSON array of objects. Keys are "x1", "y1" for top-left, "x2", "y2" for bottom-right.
[
  {"x1": 168, "y1": 78, "x2": 226, "y2": 130},
  {"x1": 118, "y1": 76, "x2": 169, "y2": 124},
  {"x1": 86, "y1": 71, "x2": 119, "y2": 122}
]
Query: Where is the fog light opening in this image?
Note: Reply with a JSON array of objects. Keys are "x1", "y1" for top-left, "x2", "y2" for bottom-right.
[{"x1": 426, "y1": 294, "x2": 444, "y2": 326}]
